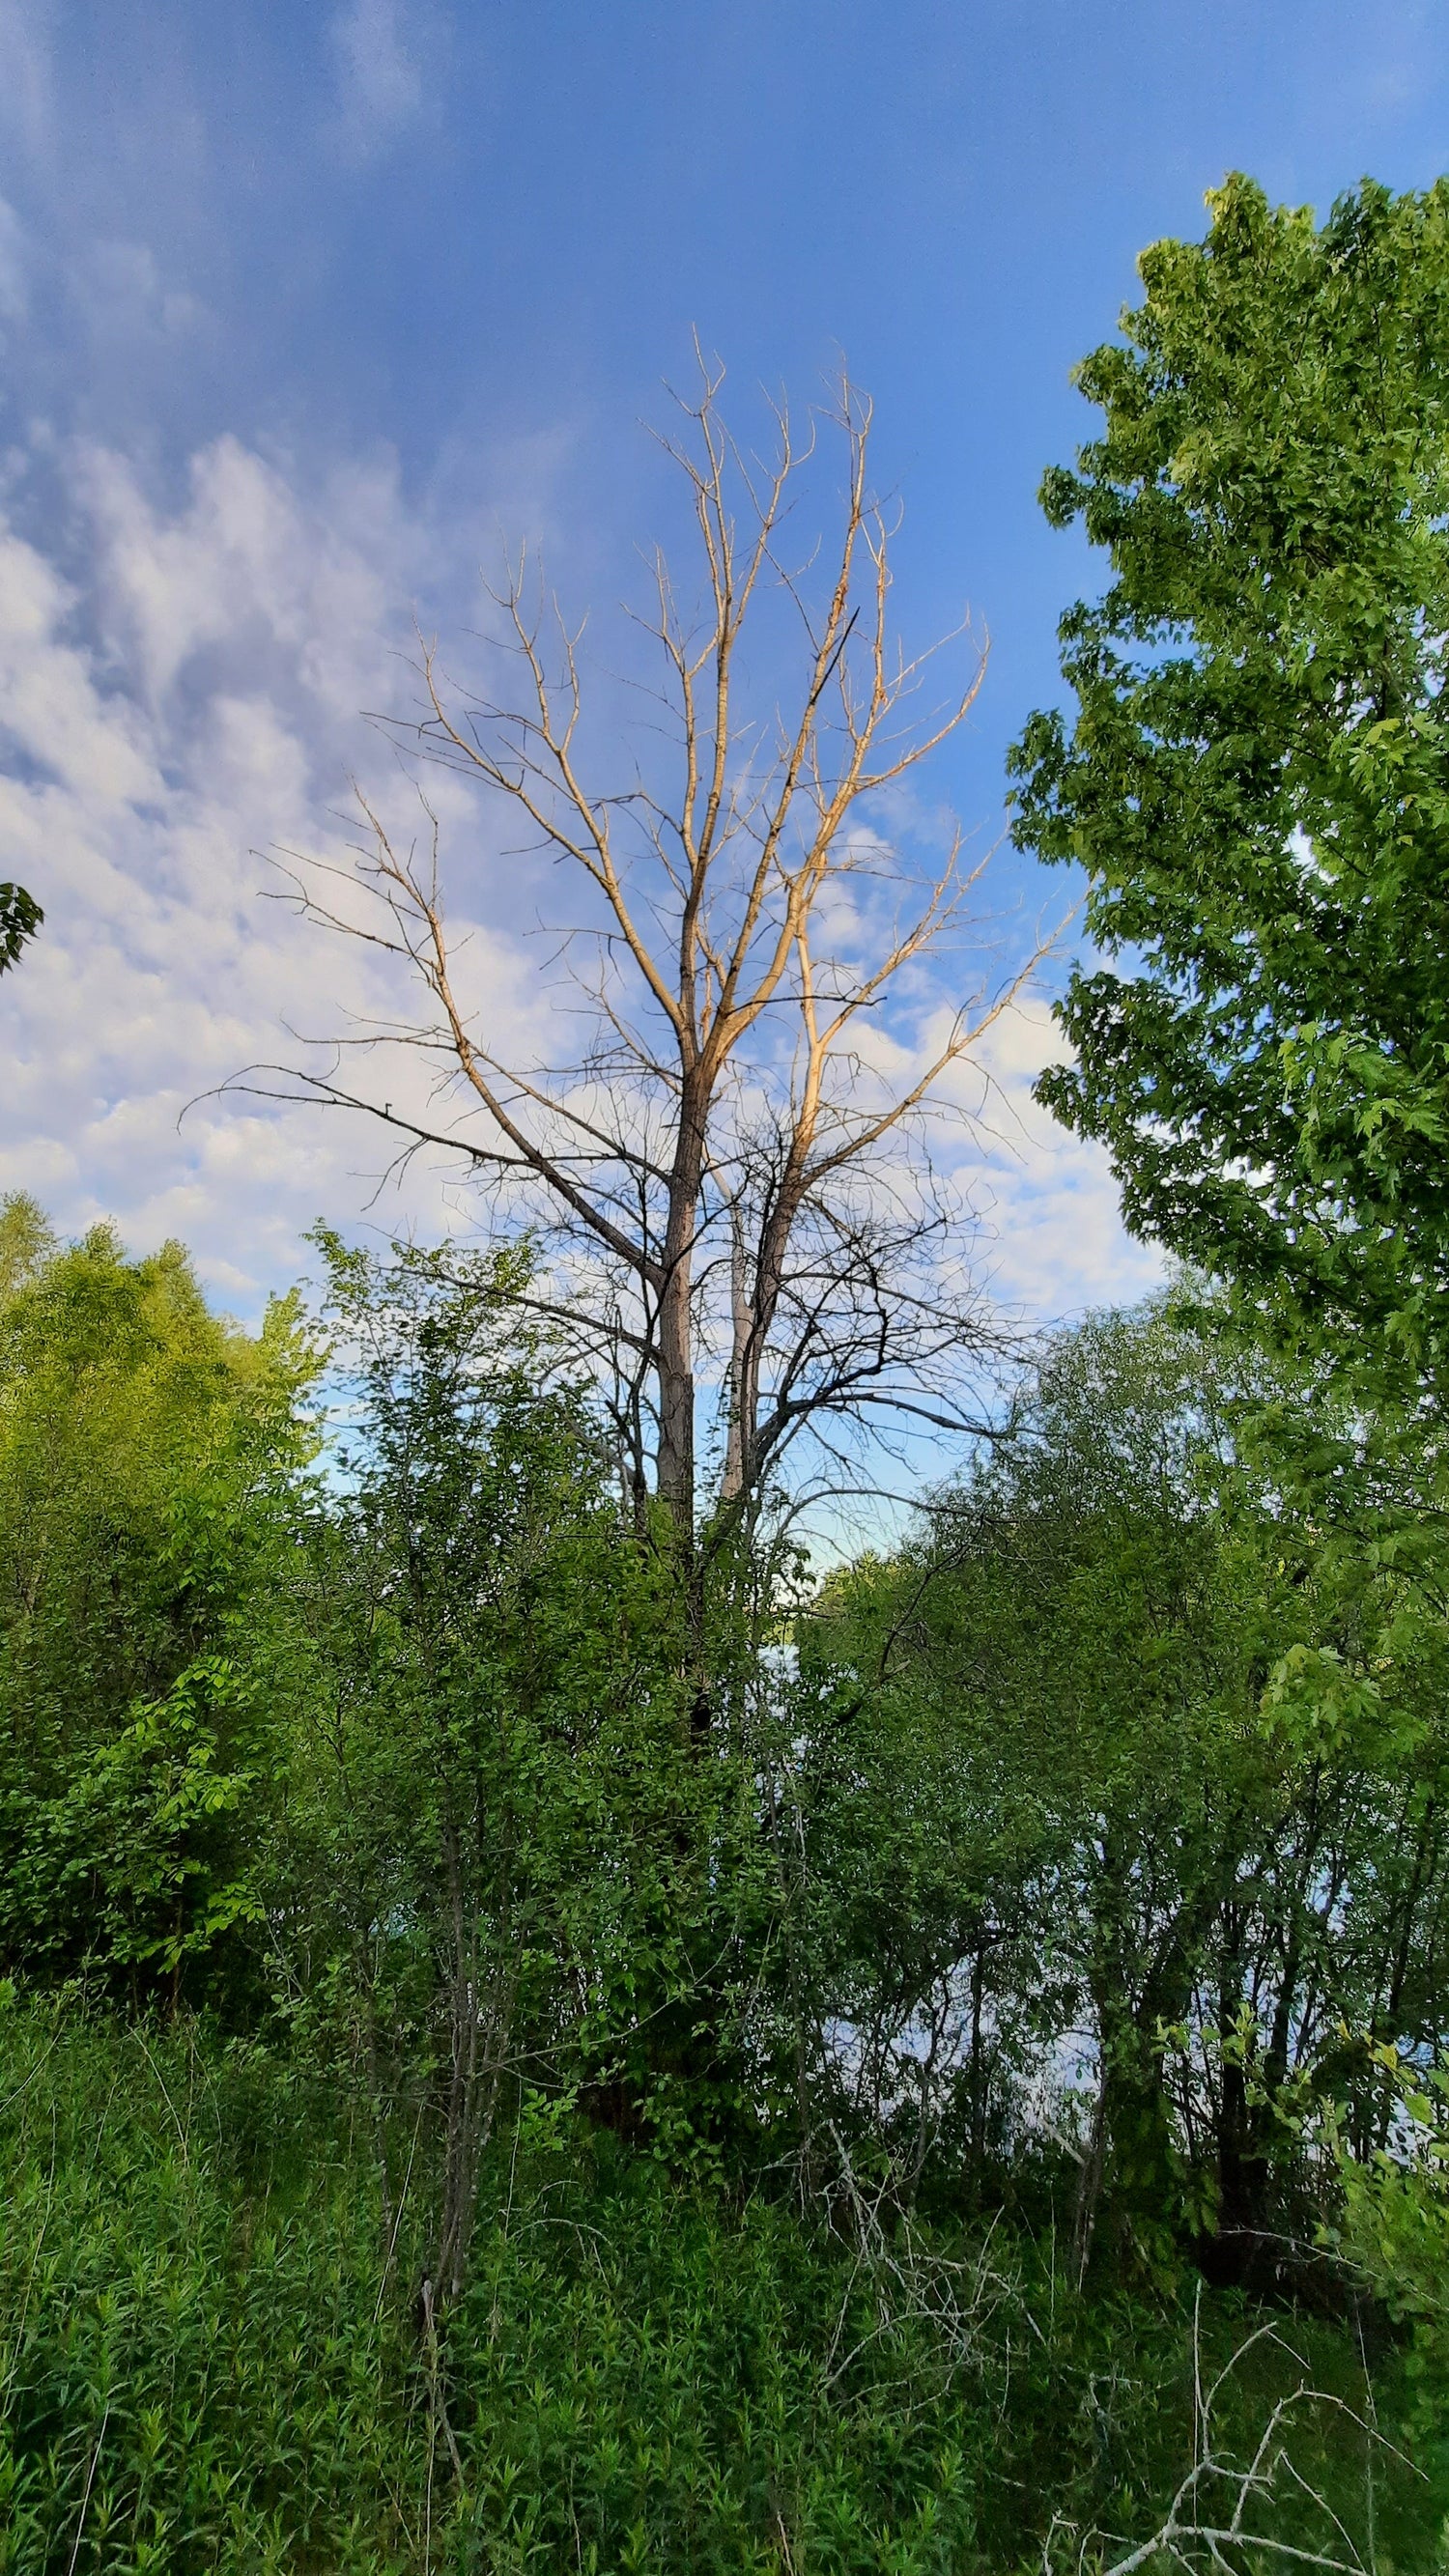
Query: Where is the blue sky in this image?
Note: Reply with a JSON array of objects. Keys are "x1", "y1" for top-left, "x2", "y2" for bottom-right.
[{"x1": 3, "y1": 0, "x2": 1447, "y2": 1322}]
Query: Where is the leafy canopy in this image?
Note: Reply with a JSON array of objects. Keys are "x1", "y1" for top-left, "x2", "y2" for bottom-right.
[{"x1": 1009, "y1": 175, "x2": 1449, "y2": 1385}]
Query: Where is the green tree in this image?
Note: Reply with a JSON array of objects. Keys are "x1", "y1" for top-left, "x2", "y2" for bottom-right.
[
  {"x1": 271, "y1": 1231, "x2": 728, "y2": 2299},
  {"x1": 811, "y1": 1308, "x2": 1277, "y2": 2261},
  {"x1": 0, "y1": 1199, "x2": 313, "y2": 1997},
  {"x1": 808, "y1": 1305, "x2": 1449, "y2": 2277},
  {"x1": 1009, "y1": 175, "x2": 1449, "y2": 1389}
]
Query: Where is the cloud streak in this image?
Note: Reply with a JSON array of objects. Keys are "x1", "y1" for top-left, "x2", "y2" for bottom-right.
[
  {"x1": 327, "y1": 0, "x2": 437, "y2": 161},
  {"x1": 0, "y1": 429, "x2": 543, "y2": 1304},
  {"x1": 0, "y1": 418, "x2": 1155, "y2": 1342}
]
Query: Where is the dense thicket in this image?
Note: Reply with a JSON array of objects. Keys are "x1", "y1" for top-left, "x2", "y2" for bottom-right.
[
  {"x1": 2, "y1": 1197, "x2": 1448, "y2": 2566},
  {"x1": 0, "y1": 2003, "x2": 1423, "y2": 2572},
  {"x1": 810, "y1": 1313, "x2": 1449, "y2": 2311}
]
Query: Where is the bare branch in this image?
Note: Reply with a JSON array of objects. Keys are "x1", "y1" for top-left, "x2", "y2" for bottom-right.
[{"x1": 240, "y1": 359, "x2": 1049, "y2": 1548}]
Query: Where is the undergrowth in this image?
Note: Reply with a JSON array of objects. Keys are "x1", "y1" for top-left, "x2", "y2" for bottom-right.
[{"x1": 0, "y1": 1996, "x2": 1441, "y2": 2574}]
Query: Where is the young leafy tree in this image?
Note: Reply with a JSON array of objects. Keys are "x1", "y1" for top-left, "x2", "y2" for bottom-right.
[
  {"x1": 1009, "y1": 176, "x2": 1449, "y2": 1390},
  {"x1": 1007, "y1": 182, "x2": 1449, "y2": 2290},
  {"x1": 272, "y1": 1231, "x2": 739, "y2": 2299}
]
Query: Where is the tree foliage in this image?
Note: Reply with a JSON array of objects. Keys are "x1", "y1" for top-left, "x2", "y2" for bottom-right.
[
  {"x1": 851, "y1": 1314, "x2": 1449, "y2": 2276},
  {"x1": 1009, "y1": 175, "x2": 1449, "y2": 1386},
  {"x1": 0, "y1": 880, "x2": 42, "y2": 977},
  {"x1": 0, "y1": 1195, "x2": 312, "y2": 1995}
]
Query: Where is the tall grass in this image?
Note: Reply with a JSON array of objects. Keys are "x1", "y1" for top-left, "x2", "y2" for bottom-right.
[{"x1": 0, "y1": 1996, "x2": 1439, "y2": 2573}]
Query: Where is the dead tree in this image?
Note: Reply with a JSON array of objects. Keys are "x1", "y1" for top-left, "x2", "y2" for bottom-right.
[{"x1": 234, "y1": 357, "x2": 1050, "y2": 1554}]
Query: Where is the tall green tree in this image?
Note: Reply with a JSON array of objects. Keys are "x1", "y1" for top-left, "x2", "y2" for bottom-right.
[
  {"x1": 0, "y1": 1198, "x2": 312, "y2": 1996},
  {"x1": 1009, "y1": 175, "x2": 1449, "y2": 1388}
]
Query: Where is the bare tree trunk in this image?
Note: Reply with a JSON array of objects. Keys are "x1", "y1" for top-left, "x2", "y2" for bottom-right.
[
  {"x1": 656, "y1": 1104, "x2": 703, "y2": 1543},
  {"x1": 967, "y1": 1938, "x2": 988, "y2": 2191}
]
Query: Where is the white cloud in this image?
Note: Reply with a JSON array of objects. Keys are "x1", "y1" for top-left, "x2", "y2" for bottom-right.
[
  {"x1": 946, "y1": 995, "x2": 1164, "y2": 1323},
  {"x1": 71, "y1": 239, "x2": 207, "y2": 351},
  {"x1": 0, "y1": 1, "x2": 53, "y2": 162},
  {"x1": 75, "y1": 435, "x2": 404, "y2": 716},
  {"x1": 0, "y1": 195, "x2": 27, "y2": 326},
  {"x1": 0, "y1": 421, "x2": 1154, "y2": 1346},
  {"x1": 0, "y1": 531, "x2": 157, "y2": 800},
  {"x1": 327, "y1": 0, "x2": 435, "y2": 160},
  {"x1": 0, "y1": 431, "x2": 554, "y2": 1316}
]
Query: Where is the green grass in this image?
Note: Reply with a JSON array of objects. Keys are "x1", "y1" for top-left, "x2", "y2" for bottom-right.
[{"x1": 0, "y1": 1996, "x2": 1442, "y2": 2573}]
